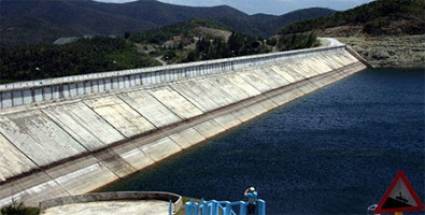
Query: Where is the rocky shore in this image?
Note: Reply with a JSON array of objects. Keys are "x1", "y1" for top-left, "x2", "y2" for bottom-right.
[{"x1": 338, "y1": 35, "x2": 425, "y2": 69}]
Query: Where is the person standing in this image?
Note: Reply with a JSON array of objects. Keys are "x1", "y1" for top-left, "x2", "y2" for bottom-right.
[{"x1": 244, "y1": 187, "x2": 258, "y2": 215}]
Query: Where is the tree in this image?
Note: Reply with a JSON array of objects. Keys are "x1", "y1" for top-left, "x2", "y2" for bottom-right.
[{"x1": 124, "y1": 32, "x2": 131, "y2": 39}]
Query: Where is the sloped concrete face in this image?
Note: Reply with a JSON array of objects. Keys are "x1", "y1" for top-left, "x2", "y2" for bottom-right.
[
  {"x1": 46, "y1": 156, "x2": 119, "y2": 195},
  {"x1": 0, "y1": 134, "x2": 36, "y2": 181},
  {"x1": 140, "y1": 137, "x2": 182, "y2": 162},
  {"x1": 0, "y1": 111, "x2": 86, "y2": 166},
  {"x1": 0, "y1": 46, "x2": 367, "y2": 207},
  {"x1": 148, "y1": 86, "x2": 203, "y2": 119},
  {"x1": 169, "y1": 128, "x2": 206, "y2": 149},
  {"x1": 112, "y1": 145, "x2": 155, "y2": 170},
  {"x1": 239, "y1": 70, "x2": 273, "y2": 92},
  {"x1": 119, "y1": 90, "x2": 181, "y2": 128},
  {"x1": 42, "y1": 104, "x2": 106, "y2": 151},
  {"x1": 171, "y1": 80, "x2": 220, "y2": 112},
  {"x1": 193, "y1": 120, "x2": 226, "y2": 139},
  {"x1": 225, "y1": 73, "x2": 261, "y2": 97},
  {"x1": 53, "y1": 102, "x2": 124, "y2": 146},
  {"x1": 84, "y1": 96, "x2": 155, "y2": 138}
]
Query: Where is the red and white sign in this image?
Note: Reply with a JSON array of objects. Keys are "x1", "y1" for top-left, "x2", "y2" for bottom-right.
[{"x1": 375, "y1": 171, "x2": 424, "y2": 213}]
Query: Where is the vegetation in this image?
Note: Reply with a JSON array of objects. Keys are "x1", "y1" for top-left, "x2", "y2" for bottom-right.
[
  {"x1": 129, "y1": 20, "x2": 229, "y2": 45},
  {"x1": 280, "y1": 0, "x2": 425, "y2": 35},
  {"x1": 0, "y1": 201, "x2": 39, "y2": 215},
  {"x1": 184, "y1": 32, "x2": 270, "y2": 62},
  {"x1": 0, "y1": 37, "x2": 159, "y2": 83},
  {"x1": 277, "y1": 32, "x2": 319, "y2": 51},
  {"x1": 0, "y1": 0, "x2": 334, "y2": 45},
  {"x1": 0, "y1": 14, "x2": 321, "y2": 84}
]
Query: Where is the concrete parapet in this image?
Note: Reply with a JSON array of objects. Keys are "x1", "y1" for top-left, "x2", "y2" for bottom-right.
[{"x1": 39, "y1": 191, "x2": 183, "y2": 214}]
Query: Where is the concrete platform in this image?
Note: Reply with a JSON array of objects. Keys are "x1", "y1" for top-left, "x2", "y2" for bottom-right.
[
  {"x1": 40, "y1": 192, "x2": 182, "y2": 215},
  {"x1": 42, "y1": 200, "x2": 169, "y2": 215}
]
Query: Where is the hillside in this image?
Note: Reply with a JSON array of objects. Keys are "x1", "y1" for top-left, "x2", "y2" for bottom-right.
[
  {"x1": 279, "y1": 0, "x2": 425, "y2": 68},
  {"x1": 0, "y1": 0, "x2": 334, "y2": 45},
  {"x1": 0, "y1": 18, "x2": 322, "y2": 84},
  {"x1": 281, "y1": 0, "x2": 425, "y2": 36}
]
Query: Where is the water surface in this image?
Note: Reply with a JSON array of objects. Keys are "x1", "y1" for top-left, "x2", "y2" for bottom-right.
[{"x1": 103, "y1": 68, "x2": 425, "y2": 215}]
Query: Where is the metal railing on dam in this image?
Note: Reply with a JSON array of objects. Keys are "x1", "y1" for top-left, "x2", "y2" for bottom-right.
[
  {"x1": 0, "y1": 44, "x2": 366, "y2": 207},
  {"x1": 0, "y1": 45, "x2": 345, "y2": 109}
]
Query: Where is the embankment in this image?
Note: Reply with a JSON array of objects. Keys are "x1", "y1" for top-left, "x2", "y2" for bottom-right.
[{"x1": 0, "y1": 45, "x2": 366, "y2": 207}]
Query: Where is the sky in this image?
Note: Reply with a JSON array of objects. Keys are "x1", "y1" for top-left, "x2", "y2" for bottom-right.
[{"x1": 96, "y1": 0, "x2": 374, "y2": 15}]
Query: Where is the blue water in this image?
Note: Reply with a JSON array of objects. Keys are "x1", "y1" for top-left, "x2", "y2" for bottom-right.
[{"x1": 103, "y1": 68, "x2": 425, "y2": 214}]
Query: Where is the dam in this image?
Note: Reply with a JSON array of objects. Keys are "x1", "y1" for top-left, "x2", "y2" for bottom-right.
[{"x1": 0, "y1": 44, "x2": 366, "y2": 207}]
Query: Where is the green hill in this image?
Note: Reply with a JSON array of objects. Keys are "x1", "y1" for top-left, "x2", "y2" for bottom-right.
[
  {"x1": 278, "y1": 0, "x2": 425, "y2": 68},
  {"x1": 128, "y1": 20, "x2": 232, "y2": 44},
  {"x1": 0, "y1": 0, "x2": 334, "y2": 45},
  {"x1": 280, "y1": 0, "x2": 425, "y2": 36}
]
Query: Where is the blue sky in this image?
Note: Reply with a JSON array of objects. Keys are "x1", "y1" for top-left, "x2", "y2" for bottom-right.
[{"x1": 96, "y1": 0, "x2": 374, "y2": 15}]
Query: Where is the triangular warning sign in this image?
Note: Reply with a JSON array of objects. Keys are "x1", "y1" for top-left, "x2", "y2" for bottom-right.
[{"x1": 375, "y1": 171, "x2": 424, "y2": 213}]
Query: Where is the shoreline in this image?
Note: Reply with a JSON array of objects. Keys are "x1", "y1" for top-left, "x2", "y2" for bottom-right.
[{"x1": 337, "y1": 35, "x2": 425, "y2": 69}]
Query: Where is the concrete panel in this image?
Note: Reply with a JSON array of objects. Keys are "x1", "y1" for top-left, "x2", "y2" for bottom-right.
[
  {"x1": 231, "y1": 108, "x2": 256, "y2": 123},
  {"x1": 43, "y1": 105, "x2": 105, "y2": 151},
  {"x1": 225, "y1": 73, "x2": 261, "y2": 97},
  {"x1": 56, "y1": 102, "x2": 124, "y2": 146},
  {"x1": 0, "y1": 172, "x2": 69, "y2": 207},
  {"x1": 94, "y1": 149, "x2": 136, "y2": 177},
  {"x1": 85, "y1": 96, "x2": 155, "y2": 138},
  {"x1": 296, "y1": 81, "x2": 317, "y2": 94},
  {"x1": 111, "y1": 144, "x2": 154, "y2": 170},
  {"x1": 169, "y1": 128, "x2": 206, "y2": 149},
  {"x1": 318, "y1": 54, "x2": 341, "y2": 70},
  {"x1": 210, "y1": 76, "x2": 250, "y2": 102},
  {"x1": 310, "y1": 56, "x2": 332, "y2": 74},
  {"x1": 270, "y1": 66, "x2": 296, "y2": 83},
  {"x1": 46, "y1": 156, "x2": 118, "y2": 195},
  {"x1": 197, "y1": 78, "x2": 235, "y2": 106},
  {"x1": 290, "y1": 61, "x2": 316, "y2": 78},
  {"x1": 278, "y1": 62, "x2": 307, "y2": 81},
  {"x1": 258, "y1": 68, "x2": 288, "y2": 89},
  {"x1": 140, "y1": 137, "x2": 182, "y2": 162},
  {"x1": 120, "y1": 90, "x2": 181, "y2": 128},
  {"x1": 271, "y1": 86, "x2": 304, "y2": 105},
  {"x1": 299, "y1": 59, "x2": 321, "y2": 77},
  {"x1": 0, "y1": 134, "x2": 37, "y2": 181},
  {"x1": 239, "y1": 70, "x2": 273, "y2": 93},
  {"x1": 259, "y1": 99, "x2": 278, "y2": 111},
  {"x1": 171, "y1": 81, "x2": 220, "y2": 112},
  {"x1": 149, "y1": 86, "x2": 203, "y2": 119},
  {"x1": 248, "y1": 102, "x2": 268, "y2": 116},
  {"x1": 0, "y1": 111, "x2": 87, "y2": 166},
  {"x1": 193, "y1": 120, "x2": 226, "y2": 139},
  {"x1": 214, "y1": 113, "x2": 242, "y2": 130},
  {"x1": 250, "y1": 68, "x2": 283, "y2": 90}
]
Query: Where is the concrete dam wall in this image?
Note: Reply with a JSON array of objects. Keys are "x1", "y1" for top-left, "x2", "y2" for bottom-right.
[{"x1": 0, "y1": 45, "x2": 366, "y2": 207}]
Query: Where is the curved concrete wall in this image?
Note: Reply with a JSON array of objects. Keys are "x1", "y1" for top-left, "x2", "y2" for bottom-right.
[
  {"x1": 0, "y1": 45, "x2": 366, "y2": 207},
  {"x1": 39, "y1": 191, "x2": 183, "y2": 214}
]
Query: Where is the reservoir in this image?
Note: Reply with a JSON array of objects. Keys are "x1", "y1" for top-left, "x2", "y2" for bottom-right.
[{"x1": 102, "y1": 68, "x2": 425, "y2": 214}]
